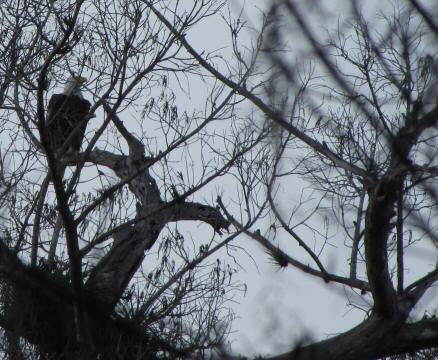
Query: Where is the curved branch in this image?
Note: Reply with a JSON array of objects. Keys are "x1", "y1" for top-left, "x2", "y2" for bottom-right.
[
  {"x1": 162, "y1": 201, "x2": 230, "y2": 235},
  {"x1": 265, "y1": 316, "x2": 438, "y2": 360},
  {"x1": 218, "y1": 198, "x2": 370, "y2": 292}
]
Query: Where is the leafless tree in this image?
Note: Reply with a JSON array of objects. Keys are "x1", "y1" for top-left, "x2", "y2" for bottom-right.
[{"x1": 2, "y1": 0, "x2": 438, "y2": 359}]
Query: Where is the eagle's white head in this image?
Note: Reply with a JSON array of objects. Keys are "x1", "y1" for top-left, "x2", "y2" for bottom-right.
[{"x1": 63, "y1": 76, "x2": 87, "y2": 98}]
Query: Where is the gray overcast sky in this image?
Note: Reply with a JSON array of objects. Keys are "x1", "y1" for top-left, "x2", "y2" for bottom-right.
[
  {"x1": 2, "y1": 0, "x2": 437, "y2": 357},
  {"x1": 179, "y1": 0, "x2": 367, "y2": 355},
  {"x1": 206, "y1": 0, "x2": 438, "y2": 356}
]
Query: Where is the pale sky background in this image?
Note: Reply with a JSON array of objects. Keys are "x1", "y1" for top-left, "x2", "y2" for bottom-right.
[
  {"x1": 182, "y1": 1, "x2": 364, "y2": 356},
  {"x1": 174, "y1": 0, "x2": 359, "y2": 356},
  {"x1": 190, "y1": 0, "x2": 438, "y2": 357}
]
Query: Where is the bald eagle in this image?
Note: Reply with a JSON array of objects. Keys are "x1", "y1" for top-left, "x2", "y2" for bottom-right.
[{"x1": 46, "y1": 76, "x2": 91, "y2": 153}]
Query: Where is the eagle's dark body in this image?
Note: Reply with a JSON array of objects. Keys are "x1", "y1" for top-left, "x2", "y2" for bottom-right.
[
  {"x1": 46, "y1": 76, "x2": 91, "y2": 153},
  {"x1": 46, "y1": 94, "x2": 91, "y2": 153}
]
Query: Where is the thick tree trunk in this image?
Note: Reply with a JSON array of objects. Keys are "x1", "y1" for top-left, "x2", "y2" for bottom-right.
[{"x1": 268, "y1": 316, "x2": 438, "y2": 360}]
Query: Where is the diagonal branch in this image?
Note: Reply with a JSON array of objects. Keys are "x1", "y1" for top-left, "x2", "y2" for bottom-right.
[{"x1": 218, "y1": 198, "x2": 370, "y2": 292}]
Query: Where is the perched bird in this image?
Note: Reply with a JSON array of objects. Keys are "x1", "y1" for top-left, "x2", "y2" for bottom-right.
[{"x1": 46, "y1": 75, "x2": 91, "y2": 154}]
